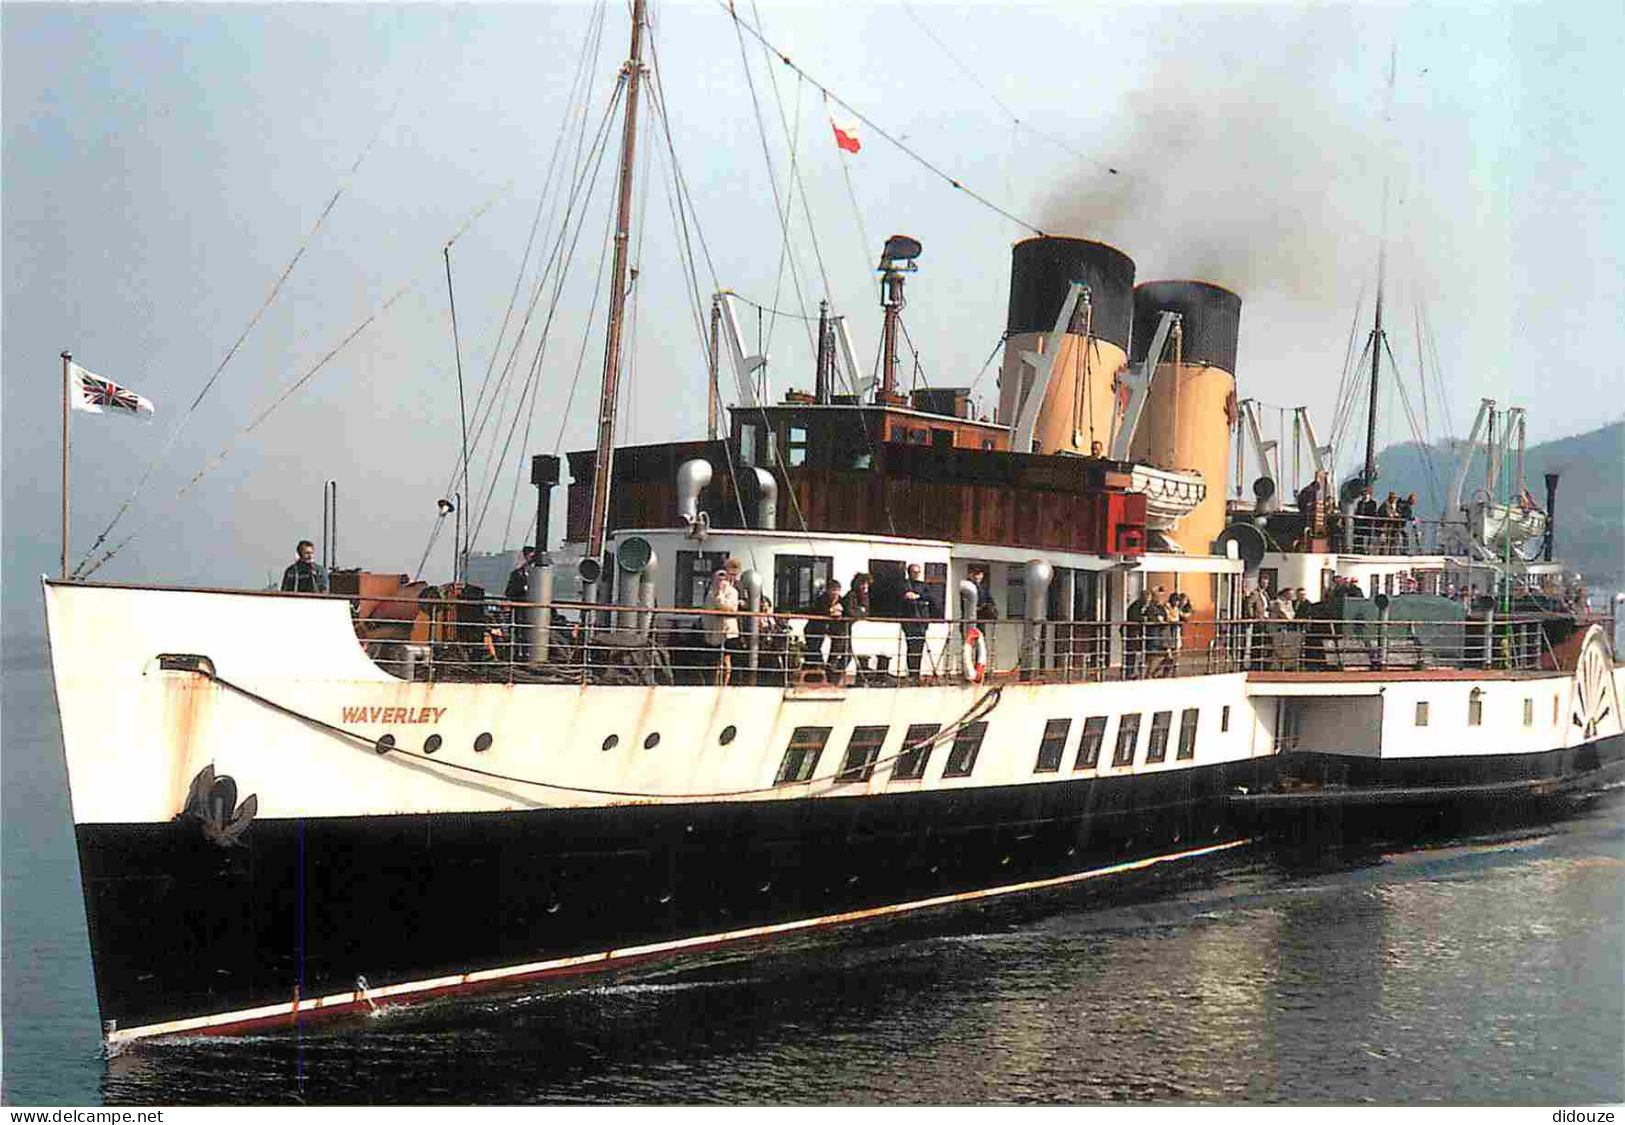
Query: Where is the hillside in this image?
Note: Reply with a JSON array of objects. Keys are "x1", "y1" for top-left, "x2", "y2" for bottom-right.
[{"x1": 1369, "y1": 420, "x2": 1624, "y2": 590}]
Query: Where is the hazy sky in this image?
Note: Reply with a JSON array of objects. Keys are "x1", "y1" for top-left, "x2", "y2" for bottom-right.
[{"x1": 4, "y1": 1, "x2": 1622, "y2": 628}]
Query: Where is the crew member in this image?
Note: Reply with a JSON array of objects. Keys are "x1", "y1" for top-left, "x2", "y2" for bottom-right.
[
  {"x1": 900, "y1": 563, "x2": 938, "y2": 678},
  {"x1": 505, "y1": 546, "x2": 536, "y2": 602},
  {"x1": 281, "y1": 540, "x2": 328, "y2": 593}
]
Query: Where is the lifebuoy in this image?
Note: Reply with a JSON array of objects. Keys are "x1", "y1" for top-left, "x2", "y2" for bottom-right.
[{"x1": 962, "y1": 626, "x2": 988, "y2": 683}]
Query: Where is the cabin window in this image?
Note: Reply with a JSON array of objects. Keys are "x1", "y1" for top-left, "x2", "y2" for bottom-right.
[
  {"x1": 981, "y1": 439, "x2": 995, "y2": 451},
  {"x1": 889, "y1": 426, "x2": 909, "y2": 443},
  {"x1": 1415, "y1": 701, "x2": 1430, "y2": 727},
  {"x1": 837, "y1": 725, "x2": 889, "y2": 783},
  {"x1": 909, "y1": 428, "x2": 929, "y2": 444},
  {"x1": 1221, "y1": 705, "x2": 1231, "y2": 733},
  {"x1": 943, "y1": 721, "x2": 988, "y2": 778},
  {"x1": 775, "y1": 555, "x2": 833, "y2": 612},
  {"x1": 1007, "y1": 565, "x2": 1027, "y2": 619},
  {"x1": 1035, "y1": 718, "x2": 1070, "y2": 773},
  {"x1": 1112, "y1": 714, "x2": 1142, "y2": 767},
  {"x1": 775, "y1": 726, "x2": 831, "y2": 785},
  {"x1": 1468, "y1": 688, "x2": 1483, "y2": 727},
  {"x1": 1523, "y1": 698, "x2": 1533, "y2": 727},
  {"x1": 1076, "y1": 716, "x2": 1107, "y2": 769},
  {"x1": 1146, "y1": 711, "x2": 1173, "y2": 763},
  {"x1": 740, "y1": 423, "x2": 764, "y2": 466},
  {"x1": 892, "y1": 723, "x2": 941, "y2": 781},
  {"x1": 931, "y1": 428, "x2": 953, "y2": 450},
  {"x1": 676, "y1": 550, "x2": 730, "y2": 608},
  {"x1": 1177, "y1": 708, "x2": 1199, "y2": 760},
  {"x1": 787, "y1": 424, "x2": 810, "y2": 467}
]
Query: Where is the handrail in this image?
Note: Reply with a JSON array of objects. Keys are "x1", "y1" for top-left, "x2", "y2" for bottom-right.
[{"x1": 321, "y1": 586, "x2": 1569, "y2": 687}]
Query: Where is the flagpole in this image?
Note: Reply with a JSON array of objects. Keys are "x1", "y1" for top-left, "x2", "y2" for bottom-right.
[{"x1": 61, "y1": 350, "x2": 71, "y2": 580}]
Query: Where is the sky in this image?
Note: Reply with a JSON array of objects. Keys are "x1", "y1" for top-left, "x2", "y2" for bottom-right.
[{"x1": 4, "y1": 0, "x2": 1622, "y2": 631}]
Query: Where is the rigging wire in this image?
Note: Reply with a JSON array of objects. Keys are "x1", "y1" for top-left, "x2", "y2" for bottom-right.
[
  {"x1": 81, "y1": 187, "x2": 515, "y2": 580},
  {"x1": 72, "y1": 100, "x2": 403, "y2": 578},
  {"x1": 900, "y1": 0, "x2": 1122, "y2": 180},
  {"x1": 728, "y1": 0, "x2": 815, "y2": 363},
  {"x1": 445, "y1": 40, "x2": 620, "y2": 509},
  {"x1": 452, "y1": 74, "x2": 629, "y2": 558},
  {"x1": 452, "y1": 0, "x2": 610, "y2": 514},
  {"x1": 717, "y1": 0, "x2": 1043, "y2": 236}
]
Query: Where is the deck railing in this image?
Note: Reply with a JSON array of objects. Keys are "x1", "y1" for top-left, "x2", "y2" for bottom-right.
[{"x1": 332, "y1": 592, "x2": 1568, "y2": 687}]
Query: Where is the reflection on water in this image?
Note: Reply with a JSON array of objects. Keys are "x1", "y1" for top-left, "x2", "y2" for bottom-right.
[{"x1": 92, "y1": 794, "x2": 1623, "y2": 1106}]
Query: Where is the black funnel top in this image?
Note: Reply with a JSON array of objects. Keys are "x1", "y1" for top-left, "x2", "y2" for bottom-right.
[
  {"x1": 1006, "y1": 237, "x2": 1135, "y2": 349},
  {"x1": 1131, "y1": 280, "x2": 1242, "y2": 374}
]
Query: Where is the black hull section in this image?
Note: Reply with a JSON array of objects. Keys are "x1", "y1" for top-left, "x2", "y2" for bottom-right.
[
  {"x1": 1237, "y1": 734, "x2": 1625, "y2": 840},
  {"x1": 77, "y1": 760, "x2": 1268, "y2": 1037}
]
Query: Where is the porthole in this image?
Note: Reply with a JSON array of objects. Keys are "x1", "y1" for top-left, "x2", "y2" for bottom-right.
[
  {"x1": 375, "y1": 734, "x2": 396, "y2": 755},
  {"x1": 719, "y1": 724, "x2": 738, "y2": 746},
  {"x1": 423, "y1": 733, "x2": 443, "y2": 754},
  {"x1": 644, "y1": 732, "x2": 661, "y2": 749},
  {"x1": 474, "y1": 732, "x2": 493, "y2": 753},
  {"x1": 602, "y1": 734, "x2": 620, "y2": 752}
]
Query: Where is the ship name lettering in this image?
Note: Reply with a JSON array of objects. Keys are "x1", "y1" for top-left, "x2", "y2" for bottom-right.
[{"x1": 341, "y1": 705, "x2": 447, "y2": 725}]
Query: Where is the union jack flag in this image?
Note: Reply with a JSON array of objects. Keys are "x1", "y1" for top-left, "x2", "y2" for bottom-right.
[{"x1": 69, "y1": 362, "x2": 154, "y2": 418}]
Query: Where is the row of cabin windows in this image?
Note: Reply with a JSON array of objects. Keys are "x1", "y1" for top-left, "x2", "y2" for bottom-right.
[
  {"x1": 776, "y1": 721, "x2": 987, "y2": 785},
  {"x1": 1414, "y1": 693, "x2": 1560, "y2": 729},
  {"x1": 674, "y1": 550, "x2": 948, "y2": 616},
  {"x1": 778, "y1": 704, "x2": 1224, "y2": 787}
]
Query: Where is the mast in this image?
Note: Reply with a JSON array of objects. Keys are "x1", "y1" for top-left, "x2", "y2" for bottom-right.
[
  {"x1": 1362, "y1": 241, "x2": 1385, "y2": 485},
  {"x1": 584, "y1": 0, "x2": 647, "y2": 569}
]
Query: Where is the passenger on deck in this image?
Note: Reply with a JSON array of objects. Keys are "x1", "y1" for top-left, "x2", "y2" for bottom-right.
[
  {"x1": 1125, "y1": 588, "x2": 1150, "y2": 678},
  {"x1": 1292, "y1": 588, "x2": 1314, "y2": 619},
  {"x1": 703, "y1": 569, "x2": 740, "y2": 685},
  {"x1": 504, "y1": 546, "x2": 536, "y2": 602},
  {"x1": 966, "y1": 564, "x2": 999, "y2": 621},
  {"x1": 900, "y1": 563, "x2": 938, "y2": 678},
  {"x1": 281, "y1": 540, "x2": 328, "y2": 593},
  {"x1": 842, "y1": 573, "x2": 872, "y2": 679},
  {"x1": 1397, "y1": 492, "x2": 1418, "y2": 551},
  {"x1": 504, "y1": 546, "x2": 537, "y2": 661},
  {"x1": 817, "y1": 579, "x2": 850, "y2": 678},
  {"x1": 1145, "y1": 587, "x2": 1175, "y2": 677},
  {"x1": 1354, "y1": 488, "x2": 1379, "y2": 552}
]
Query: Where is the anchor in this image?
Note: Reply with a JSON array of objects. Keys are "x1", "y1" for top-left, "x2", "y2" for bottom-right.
[{"x1": 179, "y1": 764, "x2": 258, "y2": 847}]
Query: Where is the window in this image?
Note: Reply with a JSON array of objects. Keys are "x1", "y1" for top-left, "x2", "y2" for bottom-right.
[
  {"x1": 775, "y1": 726, "x2": 831, "y2": 785},
  {"x1": 931, "y1": 428, "x2": 954, "y2": 450},
  {"x1": 1112, "y1": 714, "x2": 1141, "y2": 767},
  {"x1": 1076, "y1": 716, "x2": 1107, "y2": 769},
  {"x1": 1177, "y1": 708, "x2": 1198, "y2": 760},
  {"x1": 892, "y1": 723, "x2": 941, "y2": 781},
  {"x1": 774, "y1": 555, "x2": 833, "y2": 612},
  {"x1": 1468, "y1": 689, "x2": 1483, "y2": 727},
  {"x1": 1220, "y1": 705, "x2": 1231, "y2": 733},
  {"x1": 943, "y1": 722, "x2": 988, "y2": 777},
  {"x1": 909, "y1": 428, "x2": 929, "y2": 444},
  {"x1": 1146, "y1": 711, "x2": 1173, "y2": 763},
  {"x1": 1035, "y1": 718, "x2": 1070, "y2": 773},
  {"x1": 787, "y1": 424, "x2": 810, "y2": 467},
  {"x1": 1523, "y1": 698, "x2": 1533, "y2": 727},
  {"x1": 675, "y1": 550, "x2": 730, "y2": 608},
  {"x1": 1007, "y1": 565, "x2": 1027, "y2": 620},
  {"x1": 740, "y1": 423, "x2": 764, "y2": 466},
  {"x1": 1415, "y1": 701, "x2": 1430, "y2": 727},
  {"x1": 837, "y1": 726, "x2": 888, "y2": 783}
]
